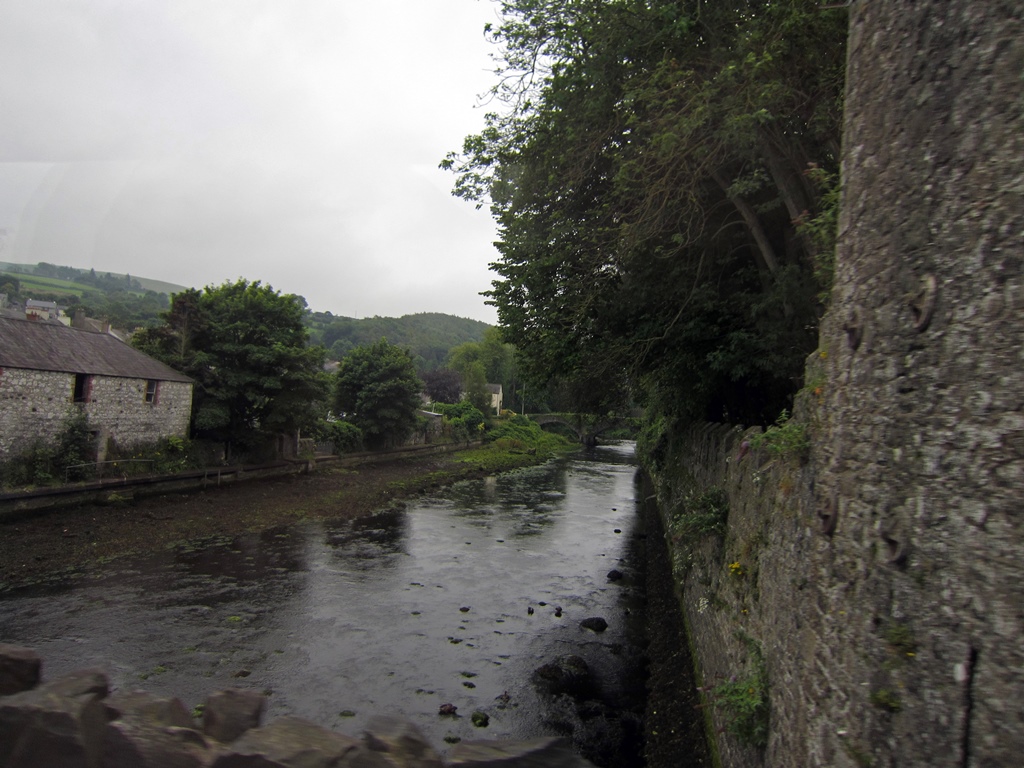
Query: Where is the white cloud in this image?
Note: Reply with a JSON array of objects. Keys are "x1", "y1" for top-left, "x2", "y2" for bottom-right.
[{"x1": 0, "y1": 0, "x2": 502, "y2": 322}]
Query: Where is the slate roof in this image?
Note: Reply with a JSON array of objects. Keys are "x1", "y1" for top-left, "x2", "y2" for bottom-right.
[{"x1": 0, "y1": 316, "x2": 191, "y2": 383}]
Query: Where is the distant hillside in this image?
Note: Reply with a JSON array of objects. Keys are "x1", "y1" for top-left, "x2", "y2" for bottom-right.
[
  {"x1": 306, "y1": 311, "x2": 491, "y2": 370},
  {"x1": 1, "y1": 261, "x2": 489, "y2": 367},
  {"x1": 0, "y1": 261, "x2": 189, "y2": 296}
]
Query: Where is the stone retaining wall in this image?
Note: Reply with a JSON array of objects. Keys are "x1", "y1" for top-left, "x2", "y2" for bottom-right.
[{"x1": 0, "y1": 645, "x2": 594, "y2": 768}]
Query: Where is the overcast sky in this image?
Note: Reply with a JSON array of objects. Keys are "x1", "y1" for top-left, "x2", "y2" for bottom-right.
[{"x1": 0, "y1": 0, "x2": 504, "y2": 323}]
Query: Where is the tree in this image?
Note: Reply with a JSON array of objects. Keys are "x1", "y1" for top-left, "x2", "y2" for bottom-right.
[
  {"x1": 334, "y1": 339, "x2": 424, "y2": 450},
  {"x1": 422, "y1": 368, "x2": 463, "y2": 404},
  {"x1": 133, "y1": 280, "x2": 329, "y2": 457},
  {"x1": 444, "y1": 0, "x2": 848, "y2": 422},
  {"x1": 461, "y1": 361, "x2": 491, "y2": 416}
]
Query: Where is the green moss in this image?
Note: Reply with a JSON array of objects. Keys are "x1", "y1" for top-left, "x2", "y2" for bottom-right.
[
  {"x1": 869, "y1": 688, "x2": 902, "y2": 712},
  {"x1": 883, "y1": 622, "x2": 918, "y2": 658}
]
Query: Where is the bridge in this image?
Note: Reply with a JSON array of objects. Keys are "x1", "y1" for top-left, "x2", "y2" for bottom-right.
[{"x1": 526, "y1": 413, "x2": 637, "y2": 447}]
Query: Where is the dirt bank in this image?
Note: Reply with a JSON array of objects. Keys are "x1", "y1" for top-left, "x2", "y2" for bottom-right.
[{"x1": 0, "y1": 451, "x2": 518, "y2": 591}]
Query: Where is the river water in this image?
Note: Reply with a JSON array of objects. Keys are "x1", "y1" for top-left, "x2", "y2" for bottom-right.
[{"x1": 0, "y1": 443, "x2": 649, "y2": 764}]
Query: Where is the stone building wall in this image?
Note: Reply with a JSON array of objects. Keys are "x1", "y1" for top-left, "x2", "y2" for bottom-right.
[
  {"x1": 0, "y1": 367, "x2": 192, "y2": 460},
  {"x1": 84, "y1": 376, "x2": 192, "y2": 451},
  {"x1": 0, "y1": 368, "x2": 76, "y2": 458},
  {"x1": 647, "y1": 2, "x2": 1023, "y2": 766}
]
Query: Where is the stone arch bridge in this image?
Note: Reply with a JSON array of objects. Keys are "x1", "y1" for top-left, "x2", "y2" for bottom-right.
[{"x1": 526, "y1": 413, "x2": 637, "y2": 447}]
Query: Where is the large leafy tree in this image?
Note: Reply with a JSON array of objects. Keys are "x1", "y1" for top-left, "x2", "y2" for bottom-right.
[
  {"x1": 422, "y1": 368, "x2": 463, "y2": 404},
  {"x1": 445, "y1": 0, "x2": 847, "y2": 423},
  {"x1": 133, "y1": 280, "x2": 329, "y2": 455},
  {"x1": 335, "y1": 339, "x2": 424, "y2": 450}
]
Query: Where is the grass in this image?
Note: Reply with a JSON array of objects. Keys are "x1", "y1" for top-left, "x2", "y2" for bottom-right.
[{"x1": 749, "y1": 409, "x2": 809, "y2": 460}]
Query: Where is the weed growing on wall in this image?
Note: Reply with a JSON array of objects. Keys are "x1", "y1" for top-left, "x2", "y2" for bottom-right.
[
  {"x1": 703, "y1": 640, "x2": 770, "y2": 749},
  {"x1": 749, "y1": 409, "x2": 810, "y2": 460}
]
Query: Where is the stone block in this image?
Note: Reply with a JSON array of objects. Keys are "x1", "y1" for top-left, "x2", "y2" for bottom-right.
[
  {"x1": 104, "y1": 689, "x2": 196, "y2": 729},
  {"x1": 203, "y1": 688, "x2": 266, "y2": 743},
  {"x1": 0, "y1": 669, "x2": 110, "y2": 768},
  {"x1": 358, "y1": 715, "x2": 443, "y2": 767},
  {"x1": 449, "y1": 737, "x2": 597, "y2": 767},
  {"x1": 0, "y1": 644, "x2": 41, "y2": 696},
  {"x1": 102, "y1": 720, "x2": 215, "y2": 768},
  {"x1": 211, "y1": 715, "x2": 361, "y2": 768}
]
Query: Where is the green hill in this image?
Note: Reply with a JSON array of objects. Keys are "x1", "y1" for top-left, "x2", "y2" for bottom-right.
[
  {"x1": 307, "y1": 311, "x2": 491, "y2": 369},
  {"x1": 2, "y1": 261, "x2": 489, "y2": 369}
]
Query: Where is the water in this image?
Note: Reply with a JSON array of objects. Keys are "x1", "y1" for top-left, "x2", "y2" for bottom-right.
[{"x1": 0, "y1": 443, "x2": 648, "y2": 764}]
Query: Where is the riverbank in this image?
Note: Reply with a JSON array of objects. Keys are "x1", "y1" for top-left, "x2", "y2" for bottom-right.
[{"x1": 0, "y1": 444, "x2": 568, "y2": 592}]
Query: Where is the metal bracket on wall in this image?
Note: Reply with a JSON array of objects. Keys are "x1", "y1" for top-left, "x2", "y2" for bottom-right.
[
  {"x1": 908, "y1": 274, "x2": 938, "y2": 332},
  {"x1": 843, "y1": 306, "x2": 863, "y2": 351},
  {"x1": 818, "y1": 494, "x2": 839, "y2": 535},
  {"x1": 879, "y1": 515, "x2": 910, "y2": 566}
]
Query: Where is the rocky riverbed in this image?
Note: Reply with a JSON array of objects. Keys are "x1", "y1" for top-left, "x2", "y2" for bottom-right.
[{"x1": 0, "y1": 448, "x2": 710, "y2": 767}]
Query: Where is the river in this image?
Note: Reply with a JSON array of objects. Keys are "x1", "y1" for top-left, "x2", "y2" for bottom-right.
[{"x1": 0, "y1": 443, "x2": 651, "y2": 765}]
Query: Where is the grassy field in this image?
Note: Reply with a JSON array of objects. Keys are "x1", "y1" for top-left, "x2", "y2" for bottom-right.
[{"x1": 4, "y1": 274, "x2": 90, "y2": 298}]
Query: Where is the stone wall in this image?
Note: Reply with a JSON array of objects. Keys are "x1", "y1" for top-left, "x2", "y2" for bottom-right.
[
  {"x1": 0, "y1": 645, "x2": 595, "y2": 768},
  {"x1": 0, "y1": 368, "x2": 72, "y2": 458},
  {"x1": 85, "y1": 377, "x2": 192, "y2": 451},
  {"x1": 0, "y1": 368, "x2": 192, "y2": 460},
  {"x1": 647, "y1": 2, "x2": 1024, "y2": 766}
]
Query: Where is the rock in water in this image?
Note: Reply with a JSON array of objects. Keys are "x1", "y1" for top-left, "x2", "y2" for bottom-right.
[{"x1": 580, "y1": 617, "x2": 608, "y2": 633}]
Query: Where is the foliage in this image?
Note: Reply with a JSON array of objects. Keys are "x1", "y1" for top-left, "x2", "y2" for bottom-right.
[
  {"x1": 0, "y1": 410, "x2": 95, "y2": 488},
  {"x1": 487, "y1": 414, "x2": 570, "y2": 454},
  {"x1": 307, "y1": 311, "x2": 491, "y2": 370},
  {"x1": 795, "y1": 164, "x2": 841, "y2": 305},
  {"x1": 705, "y1": 641, "x2": 770, "y2": 749},
  {"x1": 674, "y1": 487, "x2": 729, "y2": 537},
  {"x1": 1, "y1": 261, "x2": 174, "y2": 329},
  {"x1": 883, "y1": 622, "x2": 918, "y2": 659},
  {"x1": 310, "y1": 419, "x2": 364, "y2": 454},
  {"x1": 422, "y1": 368, "x2": 463, "y2": 404},
  {"x1": 433, "y1": 401, "x2": 487, "y2": 442},
  {"x1": 461, "y1": 362, "x2": 492, "y2": 415},
  {"x1": 445, "y1": 0, "x2": 848, "y2": 423},
  {"x1": 446, "y1": 327, "x2": 523, "y2": 411},
  {"x1": 749, "y1": 409, "x2": 809, "y2": 459},
  {"x1": 133, "y1": 280, "x2": 330, "y2": 456},
  {"x1": 104, "y1": 435, "x2": 206, "y2": 477},
  {"x1": 335, "y1": 339, "x2": 424, "y2": 450},
  {"x1": 869, "y1": 688, "x2": 902, "y2": 713}
]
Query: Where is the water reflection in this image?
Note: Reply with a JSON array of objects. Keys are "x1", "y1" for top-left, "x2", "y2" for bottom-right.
[{"x1": 0, "y1": 443, "x2": 646, "y2": 766}]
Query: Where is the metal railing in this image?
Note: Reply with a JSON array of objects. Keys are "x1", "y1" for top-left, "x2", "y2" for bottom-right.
[{"x1": 64, "y1": 459, "x2": 154, "y2": 483}]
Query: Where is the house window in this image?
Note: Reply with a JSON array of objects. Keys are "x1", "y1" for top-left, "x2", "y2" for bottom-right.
[
  {"x1": 144, "y1": 380, "x2": 159, "y2": 404},
  {"x1": 73, "y1": 373, "x2": 91, "y2": 403}
]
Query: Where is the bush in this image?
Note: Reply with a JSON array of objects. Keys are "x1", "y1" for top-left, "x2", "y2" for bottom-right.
[
  {"x1": 0, "y1": 410, "x2": 95, "y2": 488},
  {"x1": 434, "y1": 402, "x2": 486, "y2": 441},
  {"x1": 487, "y1": 415, "x2": 571, "y2": 455},
  {"x1": 105, "y1": 435, "x2": 206, "y2": 476},
  {"x1": 311, "y1": 419, "x2": 363, "y2": 454}
]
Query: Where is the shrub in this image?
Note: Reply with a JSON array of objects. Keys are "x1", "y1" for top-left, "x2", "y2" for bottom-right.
[
  {"x1": 0, "y1": 410, "x2": 95, "y2": 488},
  {"x1": 311, "y1": 419, "x2": 363, "y2": 454},
  {"x1": 434, "y1": 402, "x2": 486, "y2": 441},
  {"x1": 749, "y1": 409, "x2": 809, "y2": 460},
  {"x1": 705, "y1": 641, "x2": 769, "y2": 749}
]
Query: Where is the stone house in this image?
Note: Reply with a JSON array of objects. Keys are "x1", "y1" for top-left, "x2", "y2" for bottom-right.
[
  {"x1": 0, "y1": 316, "x2": 193, "y2": 461},
  {"x1": 486, "y1": 383, "x2": 503, "y2": 415}
]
